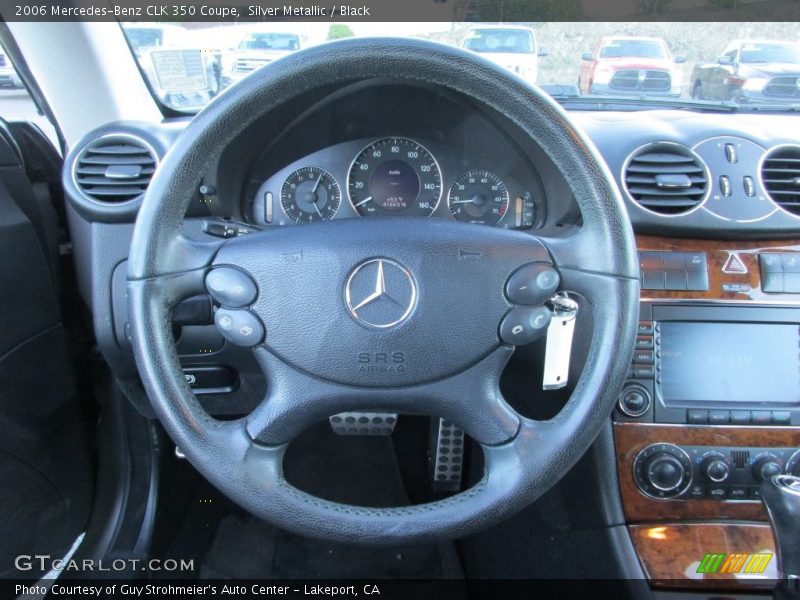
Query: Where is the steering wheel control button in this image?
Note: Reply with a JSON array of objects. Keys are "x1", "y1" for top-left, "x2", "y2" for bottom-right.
[
  {"x1": 499, "y1": 306, "x2": 551, "y2": 346},
  {"x1": 345, "y1": 258, "x2": 416, "y2": 329},
  {"x1": 505, "y1": 263, "x2": 560, "y2": 305},
  {"x1": 214, "y1": 308, "x2": 264, "y2": 347},
  {"x1": 633, "y1": 443, "x2": 693, "y2": 500},
  {"x1": 206, "y1": 267, "x2": 258, "y2": 308}
]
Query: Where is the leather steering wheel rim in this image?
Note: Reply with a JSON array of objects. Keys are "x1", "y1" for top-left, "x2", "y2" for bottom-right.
[{"x1": 127, "y1": 38, "x2": 640, "y2": 544}]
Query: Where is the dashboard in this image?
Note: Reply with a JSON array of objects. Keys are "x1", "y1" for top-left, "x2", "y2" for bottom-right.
[{"x1": 249, "y1": 136, "x2": 540, "y2": 229}]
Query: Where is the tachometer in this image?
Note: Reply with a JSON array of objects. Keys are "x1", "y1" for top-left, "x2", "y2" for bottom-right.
[
  {"x1": 280, "y1": 166, "x2": 341, "y2": 224},
  {"x1": 447, "y1": 170, "x2": 509, "y2": 226},
  {"x1": 348, "y1": 137, "x2": 441, "y2": 217}
]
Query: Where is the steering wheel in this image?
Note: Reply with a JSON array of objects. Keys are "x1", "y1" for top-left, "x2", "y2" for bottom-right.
[{"x1": 128, "y1": 38, "x2": 639, "y2": 544}]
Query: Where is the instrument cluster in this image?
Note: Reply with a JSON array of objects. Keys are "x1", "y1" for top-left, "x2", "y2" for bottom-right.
[{"x1": 250, "y1": 136, "x2": 542, "y2": 230}]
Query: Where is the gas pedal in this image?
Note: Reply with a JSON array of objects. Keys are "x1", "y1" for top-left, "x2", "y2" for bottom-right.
[
  {"x1": 329, "y1": 412, "x2": 397, "y2": 435},
  {"x1": 432, "y1": 418, "x2": 465, "y2": 492}
]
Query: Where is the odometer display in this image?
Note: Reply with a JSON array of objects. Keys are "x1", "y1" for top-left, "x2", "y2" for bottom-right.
[{"x1": 348, "y1": 137, "x2": 442, "y2": 217}]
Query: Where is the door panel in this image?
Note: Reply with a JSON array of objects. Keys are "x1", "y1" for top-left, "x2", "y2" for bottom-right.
[{"x1": 0, "y1": 121, "x2": 92, "y2": 578}]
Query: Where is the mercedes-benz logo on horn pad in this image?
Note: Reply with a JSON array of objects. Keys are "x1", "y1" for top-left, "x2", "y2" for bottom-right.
[{"x1": 345, "y1": 259, "x2": 417, "y2": 328}]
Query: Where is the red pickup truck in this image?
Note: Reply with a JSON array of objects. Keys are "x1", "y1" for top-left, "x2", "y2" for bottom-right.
[{"x1": 579, "y1": 36, "x2": 685, "y2": 97}]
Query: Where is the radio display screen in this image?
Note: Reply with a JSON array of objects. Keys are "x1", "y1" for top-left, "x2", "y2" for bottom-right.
[{"x1": 659, "y1": 322, "x2": 800, "y2": 406}]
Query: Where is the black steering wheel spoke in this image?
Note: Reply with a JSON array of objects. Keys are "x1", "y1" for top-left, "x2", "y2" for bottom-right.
[{"x1": 246, "y1": 345, "x2": 522, "y2": 448}]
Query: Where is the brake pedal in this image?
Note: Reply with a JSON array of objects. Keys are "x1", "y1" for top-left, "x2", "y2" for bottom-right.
[
  {"x1": 432, "y1": 418, "x2": 465, "y2": 492},
  {"x1": 329, "y1": 412, "x2": 397, "y2": 435}
]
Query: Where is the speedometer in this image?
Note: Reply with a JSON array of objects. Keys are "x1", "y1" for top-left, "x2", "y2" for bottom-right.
[{"x1": 348, "y1": 137, "x2": 442, "y2": 217}]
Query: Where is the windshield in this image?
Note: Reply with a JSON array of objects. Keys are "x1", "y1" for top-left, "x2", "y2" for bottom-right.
[
  {"x1": 740, "y1": 42, "x2": 800, "y2": 64},
  {"x1": 122, "y1": 22, "x2": 800, "y2": 114},
  {"x1": 600, "y1": 40, "x2": 667, "y2": 60},
  {"x1": 463, "y1": 29, "x2": 534, "y2": 54}
]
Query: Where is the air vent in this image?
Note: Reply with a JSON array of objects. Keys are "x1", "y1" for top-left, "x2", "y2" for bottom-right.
[
  {"x1": 623, "y1": 143, "x2": 709, "y2": 216},
  {"x1": 74, "y1": 135, "x2": 157, "y2": 204},
  {"x1": 761, "y1": 145, "x2": 800, "y2": 216}
]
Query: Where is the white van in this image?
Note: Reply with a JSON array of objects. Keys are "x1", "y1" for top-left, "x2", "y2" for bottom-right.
[{"x1": 462, "y1": 25, "x2": 545, "y2": 84}]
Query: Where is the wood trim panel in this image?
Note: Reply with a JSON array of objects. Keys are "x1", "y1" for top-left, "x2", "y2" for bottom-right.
[
  {"x1": 636, "y1": 235, "x2": 800, "y2": 302},
  {"x1": 629, "y1": 523, "x2": 776, "y2": 589},
  {"x1": 615, "y1": 423, "x2": 800, "y2": 523}
]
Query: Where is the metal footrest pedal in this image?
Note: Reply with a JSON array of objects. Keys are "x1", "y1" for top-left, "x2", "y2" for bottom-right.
[
  {"x1": 432, "y1": 418, "x2": 465, "y2": 492},
  {"x1": 329, "y1": 412, "x2": 397, "y2": 435}
]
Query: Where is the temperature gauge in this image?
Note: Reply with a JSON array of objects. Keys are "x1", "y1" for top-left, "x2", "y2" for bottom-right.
[{"x1": 507, "y1": 192, "x2": 536, "y2": 230}]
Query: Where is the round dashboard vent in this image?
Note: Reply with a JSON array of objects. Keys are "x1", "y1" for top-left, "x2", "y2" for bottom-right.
[
  {"x1": 623, "y1": 142, "x2": 709, "y2": 216},
  {"x1": 73, "y1": 135, "x2": 157, "y2": 204},
  {"x1": 761, "y1": 145, "x2": 800, "y2": 217}
]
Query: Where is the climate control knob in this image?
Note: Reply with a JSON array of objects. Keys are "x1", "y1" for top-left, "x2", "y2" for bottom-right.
[
  {"x1": 633, "y1": 443, "x2": 693, "y2": 499},
  {"x1": 646, "y1": 455, "x2": 685, "y2": 492},
  {"x1": 753, "y1": 456, "x2": 783, "y2": 482},
  {"x1": 701, "y1": 456, "x2": 730, "y2": 483}
]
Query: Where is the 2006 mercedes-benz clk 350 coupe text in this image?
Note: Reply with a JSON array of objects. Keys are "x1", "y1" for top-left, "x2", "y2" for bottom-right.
[{"x1": 1, "y1": 6, "x2": 800, "y2": 600}]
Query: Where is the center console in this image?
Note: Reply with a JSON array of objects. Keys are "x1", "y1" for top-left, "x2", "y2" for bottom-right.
[{"x1": 614, "y1": 236, "x2": 800, "y2": 589}]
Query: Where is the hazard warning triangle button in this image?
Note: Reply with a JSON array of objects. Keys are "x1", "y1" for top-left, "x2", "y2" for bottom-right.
[{"x1": 722, "y1": 253, "x2": 748, "y2": 274}]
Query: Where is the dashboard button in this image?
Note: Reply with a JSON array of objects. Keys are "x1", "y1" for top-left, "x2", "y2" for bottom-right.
[
  {"x1": 662, "y1": 252, "x2": 686, "y2": 271},
  {"x1": 618, "y1": 384, "x2": 651, "y2": 417},
  {"x1": 688, "y1": 484, "x2": 705, "y2": 498},
  {"x1": 752, "y1": 411, "x2": 772, "y2": 425},
  {"x1": 665, "y1": 270, "x2": 687, "y2": 291},
  {"x1": 762, "y1": 272, "x2": 785, "y2": 293},
  {"x1": 772, "y1": 411, "x2": 791, "y2": 425},
  {"x1": 637, "y1": 321, "x2": 654, "y2": 335},
  {"x1": 760, "y1": 253, "x2": 784, "y2": 273},
  {"x1": 633, "y1": 350, "x2": 654, "y2": 365},
  {"x1": 687, "y1": 409, "x2": 708, "y2": 424},
  {"x1": 707, "y1": 487, "x2": 727, "y2": 500},
  {"x1": 731, "y1": 410, "x2": 752, "y2": 425},
  {"x1": 709, "y1": 410, "x2": 730, "y2": 425},
  {"x1": 685, "y1": 252, "x2": 707, "y2": 271},
  {"x1": 728, "y1": 486, "x2": 748, "y2": 500},
  {"x1": 743, "y1": 176, "x2": 755, "y2": 197},
  {"x1": 635, "y1": 336, "x2": 654, "y2": 350},
  {"x1": 639, "y1": 251, "x2": 663, "y2": 270},
  {"x1": 686, "y1": 270, "x2": 709, "y2": 291},
  {"x1": 719, "y1": 175, "x2": 732, "y2": 197},
  {"x1": 781, "y1": 254, "x2": 800, "y2": 273},
  {"x1": 206, "y1": 267, "x2": 258, "y2": 308},
  {"x1": 632, "y1": 365, "x2": 655, "y2": 379},
  {"x1": 642, "y1": 270, "x2": 665, "y2": 290},
  {"x1": 784, "y1": 273, "x2": 800, "y2": 294},
  {"x1": 724, "y1": 143, "x2": 738, "y2": 164}
]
